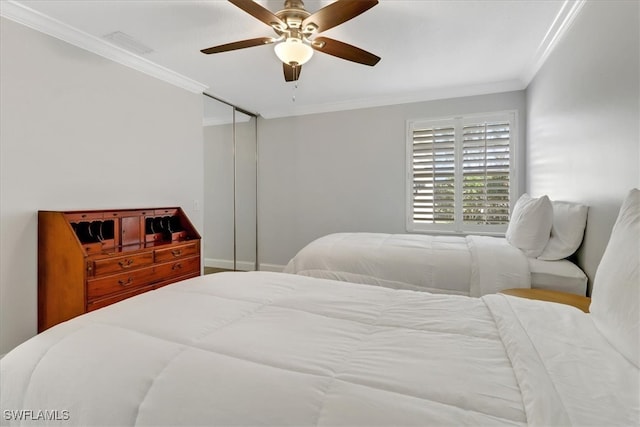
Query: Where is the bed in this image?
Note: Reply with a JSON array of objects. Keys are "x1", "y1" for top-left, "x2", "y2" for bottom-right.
[
  {"x1": 284, "y1": 195, "x2": 589, "y2": 296},
  {"x1": 1, "y1": 189, "x2": 637, "y2": 426}
]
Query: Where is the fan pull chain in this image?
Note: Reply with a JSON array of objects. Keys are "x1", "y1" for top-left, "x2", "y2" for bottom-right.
[{"x1": 292, "y1": 82, "x2": 298, "y2": 102}]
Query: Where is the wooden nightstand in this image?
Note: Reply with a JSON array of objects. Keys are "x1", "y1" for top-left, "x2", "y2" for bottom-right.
[{"x1": 500, "y1": 288, "x2": 591, "y2": 313}]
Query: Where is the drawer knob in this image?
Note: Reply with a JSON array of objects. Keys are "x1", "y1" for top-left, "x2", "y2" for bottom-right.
[
  {"x1": 118, "y1": 277, "x2": 133, "y2": 286},
  {"x1": 118, "y1": 259, "x2": 134, "y2": 268},
  {"x1": 172, "y1": 263, "x2": 183, "y2": 271},
  {"x1": 171, "y1": 249, "x2": 182, "y2": 257}
]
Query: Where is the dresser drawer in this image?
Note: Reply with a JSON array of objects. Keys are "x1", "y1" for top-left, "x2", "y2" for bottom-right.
[
  {"x1": 91, "y1": 252, "x2": 154, "y2": 276},
  {"x1": 87, "y1": 284, "x2": 154, "y2": 312},
  {"x1": 154, "y1": 242, "x2": 199, "y2": 263},
  {"x1": 154, "y1": 208, "x2": 178, "y2": 216},
  {"x1": 155, "y1": 256, "x2": 200, "y2": 281},
  {"x1": 65, "y1": 212, "x2": 104, "y2": 222},
  {"x1": 87, "y1": 265, "x2": 157, "y2": 300},
  {"x1": 102, "y1": 210, "x2": 147, "y2": 219},
  {"x1": 154, "y1": 272, "x2": 200, "y2": 290}
]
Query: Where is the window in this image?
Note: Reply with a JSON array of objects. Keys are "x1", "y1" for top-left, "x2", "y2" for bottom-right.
[{"x1": 406, "y1": 111, "x2": 517, "y2": 234}]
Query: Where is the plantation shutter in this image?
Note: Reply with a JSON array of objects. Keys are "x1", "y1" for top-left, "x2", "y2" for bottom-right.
[
  {"x1": 461, "y1": 120, "x2": 511, "y2": 225},
  {"x1": 411, "y1": 122, "x2": 456, "y2": 224},
  {"x1": 407, "y1": 111, "x2": 517, "y2": 234}
]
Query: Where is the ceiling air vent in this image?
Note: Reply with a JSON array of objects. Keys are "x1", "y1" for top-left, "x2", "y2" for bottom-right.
[{"x1": 102, "y1": 31, "x2": 154, "y2": 55}]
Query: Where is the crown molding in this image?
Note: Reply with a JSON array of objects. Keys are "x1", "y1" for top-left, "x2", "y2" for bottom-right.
[
  {"x1": 522, "y1": 0, "x2": 586, "y2": 85},
  {"x1": 259, "y1": 79, "x2": 526, "y2": 119},
  {"x1": 0, "y1": 1, "x2": 208, "y2": 94}
]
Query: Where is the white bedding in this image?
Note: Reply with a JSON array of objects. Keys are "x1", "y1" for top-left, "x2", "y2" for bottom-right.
[
  {"x1": 1, "y1": 271, "x2": 637, "y2": 426},
  {"x1": 284, "y1": 233, "x2": 587, "y2": 295},
  {"x1": 284, "y1": 233, "x2": 532, "y2": 296}
]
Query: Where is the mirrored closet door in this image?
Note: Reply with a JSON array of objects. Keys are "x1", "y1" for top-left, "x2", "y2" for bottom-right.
[{"x1": 203, "y1": 94, "x2": 257, "y2": 271}]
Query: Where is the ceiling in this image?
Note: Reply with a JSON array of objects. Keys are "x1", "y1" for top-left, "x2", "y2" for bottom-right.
[{"x1": 6, "y1": 0, "x2": 579, "y2": 120}]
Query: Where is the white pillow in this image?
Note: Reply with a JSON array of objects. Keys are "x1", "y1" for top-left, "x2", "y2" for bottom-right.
[
  {"x1": 538, "y1": 201, "x2": 589, "y2": 260},
  {"x1": 506, "y1": 194, "x2": 553, "y2": 257},
  {"x1": 590, "y1": 188, "x2": 639, "y2": 368}
]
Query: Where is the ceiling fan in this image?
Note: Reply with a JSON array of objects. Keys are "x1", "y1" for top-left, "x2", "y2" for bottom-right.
[{"x1": 201, "y1": 0, "x2": 381, "y2": 82}]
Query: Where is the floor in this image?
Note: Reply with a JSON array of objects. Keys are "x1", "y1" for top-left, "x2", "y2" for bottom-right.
[{"x1": 204, "y1": 267, "x2": 234, "y2": 275}]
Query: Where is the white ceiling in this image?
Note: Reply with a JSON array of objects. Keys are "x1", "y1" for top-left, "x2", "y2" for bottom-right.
[{"x1": 6, "y1": 0, "x2": 579, "y2": 120}]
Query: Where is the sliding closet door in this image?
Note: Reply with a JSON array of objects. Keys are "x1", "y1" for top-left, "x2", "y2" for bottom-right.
[
  {"x1": 235, "y1": 111, "x2": 257, "y2": 271},
  {"x1": 203, "y1": 96, "x2": 234, "y2": 270},
  {"x1": 203, "y1": 95, "x2": 258, "y2": 271}
]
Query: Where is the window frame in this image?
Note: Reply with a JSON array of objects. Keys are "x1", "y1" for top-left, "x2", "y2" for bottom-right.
[{"x1": 405, "y1": 110, "x2": 519, "y2": 236}]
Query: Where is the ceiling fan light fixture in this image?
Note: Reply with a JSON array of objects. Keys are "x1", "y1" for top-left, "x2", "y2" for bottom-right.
[
  {"x1": 274, "y1": 38, "x2": 313, "y2": 66},
  {"x1": 201, "y1": 0, "x2": 381, "y2": 82}
]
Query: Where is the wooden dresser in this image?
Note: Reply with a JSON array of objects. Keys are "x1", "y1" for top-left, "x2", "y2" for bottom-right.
[{"x1": 38, "y1": 207, "x2": 201, "y2": 331}]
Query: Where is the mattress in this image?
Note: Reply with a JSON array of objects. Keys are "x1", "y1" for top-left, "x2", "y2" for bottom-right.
[
  {"x1": 528, "y1": 258, "x2": 588, "y2": 295},
  {"x1": 1, "y1": 272, "x2": 636, "y2": 426}
]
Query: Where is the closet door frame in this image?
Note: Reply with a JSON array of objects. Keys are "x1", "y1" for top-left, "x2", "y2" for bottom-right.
[{"x1": 204, "y1": 93, "x2": 258, "y2": 271}]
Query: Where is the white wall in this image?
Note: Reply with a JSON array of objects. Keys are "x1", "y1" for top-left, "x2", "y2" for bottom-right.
[
  {"x1": 526, "y1": 0, "x2": 639, "y2": 291},
  {"x1": 258, "y1": 91, "x2": 526, "y2": 269},
  {"x1": 0, "y1": 18, "x2": 204, "y2": 354}
]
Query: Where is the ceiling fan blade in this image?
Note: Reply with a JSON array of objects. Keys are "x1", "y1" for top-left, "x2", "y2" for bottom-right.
[
  {"x1": 201, "y1": 37, "x2": 275, "y2": 54},
  {"x1": 229, "y1": 0, "x2": 286, "y2": 30},
  {"x1": 312, "y1": 37, "x2": 380, "y2": 66},
  {"x1": 302, "y1": 0, "x2": 378, "y2": 33},
  {"x1": 283, "y1": 63, "x2": 302, "y2": 82}
]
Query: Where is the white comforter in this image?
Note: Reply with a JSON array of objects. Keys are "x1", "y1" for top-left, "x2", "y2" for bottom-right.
[
  {"x1": 284, "y1": 233, "x2": 530, "y2": 296},
  {"x1": 1, "y1": 272, "x2": 637, "y2": 426}
]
